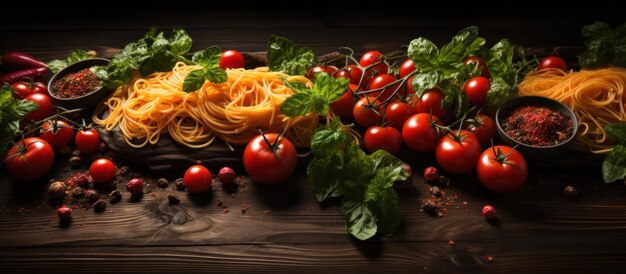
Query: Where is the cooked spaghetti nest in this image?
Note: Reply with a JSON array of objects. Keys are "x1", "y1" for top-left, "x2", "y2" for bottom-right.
[
  {"x1": 93, "y1": 62, "x2": 319, "y2": 149},
  {"x1": 518, "y1": 67, "x2": 626, "y2": 153}
]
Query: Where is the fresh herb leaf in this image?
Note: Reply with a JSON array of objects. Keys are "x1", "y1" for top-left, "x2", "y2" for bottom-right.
[
  {"x1": 279, "y1": 73, "x2": 348, "y2": 117},
  {"x1": 606, "y1": 123, "x2": 626, "y2": 144},
  {"x1": 182, "y1": 70, "x2": 206, "y2": 92},
  {"x1": 182, "y1": 46, "x2": 227, "y2": 92},
  {"x1": 486, "y1": 77, "x2": 513, "y2": 106},
  {"x1": 267, "y1": 35, "x2": 316, "y2": 76},
  {"x1": 438, "y1": 26, "x2": 479, "y2": 63},
  {"x1": 170, "y1": 29, "x2": 192, "y2": 55},
  {"x1": 579, "y1": 22, "x2": 626, "y2": 68},
  {"x1": 603, "y1": 145, "x2": 626, "y2": 183},
  {"x1": 0, "y1": 83, "x2": 38, "y2": 153},
  {"x1": 411, "y1": 70, "x2": 442, "y2": 97},
  {"x1": 407, "y1": 38, "x2": 439, "y2": 70},
  {"x1": 204, "y1": 66, "x2": 228, "y2": 83},
  {"x1": 47, "y1": 49, "x2": 95, "y2": 74},
  {"x1": 192, "y1": 46, "x2": 222, "y2": 66}
]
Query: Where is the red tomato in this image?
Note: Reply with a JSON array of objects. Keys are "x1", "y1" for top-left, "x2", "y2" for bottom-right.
[
  {"x1": 359, "y1": 51, "x2": 388, "y2": 75},
  {"x1": 464, "y1": 56, "x2": 490, "y2": 78},
  {"x1": 539, "y1": 56, "x2": 567, "y2": 71},
  {"x1": 244, "y1": 133, "x2": 297, "y2": 184},
  {"x1": 5, "y1": 137, "x2": 54, "y2": 181},
  {"x1": 219, "y1": 50, "x2": 245, "y2": 69},
  {"x1": 463, "y1": 114, "x2": 496, "y2": 147},
  {"x1": 333, "y1": 70, "x2": 351, "y2": 80},
  {"x1": 435, "y1": 130, "x2": 481, "y2": 174},
  {"x1": 463, "y1": 76, "x2": 490, "y2": 106},
  {"x1": 75, "y1": 129, "x2": 101, "y2": 154},
  {"x1": 413, "y1": 89, "x2": 451, "y2": 122},
  {"x1": 477, "y1": 146, "x2": 528, "y2": 193},
  {"x1": 402, "y1": 113, "x2": 441, "y2": 153},
  {"x1": 40, "y1": 120, "x2": 74, "y2": 148},
  {"x1": 398, "y1": 58, "x2": 416, "y2": 78},
  {"x1": 406, "y1": 76, "x2": 415, "y2": 95},
  {"x1": 346, "y1": 65, "x2": 364, "y2": 85},
  {"x1": 23, "y1": 93, "x2": 55, "y2": 122},
  {"x1": 307, "y1": 66, "x2": 327, "y2": 79},
  {"x1": 184, "y1": 165, "x2": 213, "y2": 193},
  {"x1": 353, "y1": 97, "x2": 383, "y2": 127},
  {"x1": 385, "y1": 101, "x2": 415, "y2": 130},
  {"x1": 11, "y1": 82, "x2": 46, "y2": 99},
  {"x1": 325, "y1": 66, "x2": 338, "y2": 75},
  {"x1": 364, "y1": 126, "x2": 402, "y2": 155},
  {"x1": 331, "y1": 84, "x2": 357, "y2": 119},
  {"x1": 368, "y1": 74, "x2": 399, "y2": 102},
  {"x1": 90, "y1": 158, "x2": 116, "y2": 183}
]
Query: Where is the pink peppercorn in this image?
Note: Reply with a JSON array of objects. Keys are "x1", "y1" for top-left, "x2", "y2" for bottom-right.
[
  {"x1": 482, "y1": 205, "x2": 496, "y2": 219},
  {"x1": 218, "y1": 167, "x2": 237, "y2": 185},
  {"x1": 57, "y1": 205, "x2": 72, "y2": 221},
  {"x1": 424, "y1": 166, "x2": 439, "y2": 181},
  {"x1": 126, "y1": 178, "x2": 144, "y2": 196}
]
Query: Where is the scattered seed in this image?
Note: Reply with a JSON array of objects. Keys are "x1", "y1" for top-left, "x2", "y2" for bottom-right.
[
  {"x1": 263, "y1": 209, "x2": 271, "y2": 215},
  {"x1": 157, "y1": 178, "x2": 168, "y2": 188},
  {"x1": 563, "y1": 185, "x2": 578, "y2": 199},
  {"x1": 85, "y1": 190, "x2": 99, "y2": 203},
  {"x1": 167, "y1": 195, "x2": 180, "y2": 205},
  {"x1": 93, "y1": 200, "x2": 106, "y2": 212},
  {"x1": 109, "y1": 190, "x2": 122, "y2": 204},
  {"x1": 487, "y1": 256, "x2": 494, "y2": 263},
  {"x1": 71, "y1": 187, "x2": 85, "y2": 198},
  {"x1": 175, "y1": 178, "x2": 185, "y2": 191},
  {"x1": 448, "y1": 240, "x2": 455, "y2": 246}
]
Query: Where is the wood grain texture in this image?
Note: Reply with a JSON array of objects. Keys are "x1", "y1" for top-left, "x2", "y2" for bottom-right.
[{"x1": 2, "y1": 11, "x2": 626, "y2": 273}]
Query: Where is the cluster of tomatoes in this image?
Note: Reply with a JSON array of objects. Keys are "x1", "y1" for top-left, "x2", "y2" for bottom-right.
[{"x1": 308, "y1": 51, "x2": 568, "y2": 193}]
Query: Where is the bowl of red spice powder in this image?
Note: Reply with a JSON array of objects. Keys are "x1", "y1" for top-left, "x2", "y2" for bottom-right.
[
  {"x1": 47, "y1": 58, "x2": 110, "y2": 110},
  {"x1": 495, "y1": 96, "x2": 578, "y2": 158}
]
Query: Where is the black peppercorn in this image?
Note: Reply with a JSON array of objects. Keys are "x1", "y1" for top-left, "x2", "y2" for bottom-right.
[
  {"x1": 175, "y1": 178, "x2": 185, "y2": 191},
  {"x1": 109, "y1": 189, "x2": 122, "y2": 204},
  {"x1": 564, "y1": 185, "x2": 578, "y2": 199},
  {"x1": 85, "y1": 190, "x2": 99, "y2": 202},
  {"x1": 71, "y1": 187, "x2": 85, "y2": 198},
  {"x1": 167, "y1": 195, "x2": 180, "y2": 205},
  {"x1": 157, "y1": 178, "x2": 168, "y2": 188},
  {"x1": 93, "y1": 200, "x2": 106, "y2": 212}
]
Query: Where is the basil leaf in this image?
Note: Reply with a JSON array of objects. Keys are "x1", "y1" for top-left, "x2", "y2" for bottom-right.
[
  {"x1": 487, "y1": 76, "x2": 513, "y2": 106},
  {"x1": 170, "y1": 29, "x2": 192, "y2": 55},
  {"x1": 204, "y1": 66, "x2": 228, "y2": 84},
  {"x1": 438, "y1": 26, "x2": 479, "y2": 63},
  {"x1": 578, "y1": 22, "x2": 626, "y2": 68},
  {"x1": 602, "y1": 145, "x2": 626, "y2": 183},
  {"x1": 47, "y1": 49, "x2": 95, "y2": 74},
  {"x1": 407, "y1": 37, "x2": 439, "y2": 71},
  {"x1": 0, "y1": 83, "x2": 38, "y2": 153},
  {"x1": 267, "y1": 35, "x2": 316, "y2": 76},
  {"x1": 192, "y1": 46, "x2": 222, "y2": 67},
  {"x1": 307, "y1": 155, "x2": 344, "y2": 201},
  {"x1": 182, "y1": 69, "x2": 206, "y2": 92},
  {"x1": 309, "y1": 119, "x2": 351, "y2": 157},
  {"x1": 466, "y1": 37, "x2": 486, "y2": 56},
  {"x1": 411, "y1": 70, "x2": 442, "y2": 97},
  {"x1": 582, "y1": 21, "x2": 612, "y2": 45},
  {"x1": 342, "y1": 199, "x2": 377, "y2": 241},
  {"x1": 280, "y1": 92, "x2": 316, "y2": 117},
  {"x1": 281, "y1": 76, "x2": 309, "y2": 93},
  {"x1": 313, "y1": 73, "x2": 349, "y2": 103},
  {"x1": 606, "y1": 123, "x2": 626, "y2": 144}
]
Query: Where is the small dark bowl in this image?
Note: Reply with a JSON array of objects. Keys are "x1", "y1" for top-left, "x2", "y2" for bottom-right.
[
  {"x1": 47, "y1": 58, "x2": 110, "y2": 110},
  {"x1": 495, "y1": 96, "x2": 578, "y2": 159}
]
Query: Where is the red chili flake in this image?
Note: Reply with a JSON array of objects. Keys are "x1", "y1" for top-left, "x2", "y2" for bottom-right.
[
  {"x1": 448, "y1": 240, "x2": 455, "y2": 246},
  {"x1": 223, "y1": 207, "x2": 230, "y2": 214},
  {"x1": 241, "y1": 205, "x2": 251, "y2": 214},
  {"x1": 217, "y1": 200, "x2": 223, "y2": 207},
  {"x1": 487, "y1": 256, "x2": 495, "y2": 263},
  {"x1": 263, "y1": 209, "x2": 271, "y2": 215},
  {"x1": 53, "y1": 68, "x2": 102, "y2": 98},
  {"x1": 502, "y1": 105, "x2": 573, "y2": 147}
]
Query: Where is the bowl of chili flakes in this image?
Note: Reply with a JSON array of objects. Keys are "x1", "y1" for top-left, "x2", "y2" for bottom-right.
[
  {"x1": 495, "y1": 96, "x2": 578, "y2": 158},
  {"x1": 47, "y1": 58, "x2": 111, "y2": 110}
]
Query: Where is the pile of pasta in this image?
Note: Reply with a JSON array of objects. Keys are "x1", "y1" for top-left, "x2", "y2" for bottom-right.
[
  {"x1": 518, "y1": 67, "x2": 626, "y2": 153},
  {"x1": 93, "y1": 62, "x2": 319, "y2": 149}
]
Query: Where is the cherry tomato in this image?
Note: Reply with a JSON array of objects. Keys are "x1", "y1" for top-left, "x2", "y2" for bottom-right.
[
  {"x1": 463, "y1": 76, "x2": 490, "y2": 106},
  {"x1": 539, "y1": 56, "x2": 567, "y2": 71},
  {"x1": 364, "y1": 126, "x2": 402, "y2": 155},
  {"x1": 11, "y1": 82, "x2": 46, "y2": 99},
  {"x1": 219, "y1": 50, "x2": 245, "y2": 69},
  {"x1": 346, "y1": 65, "x2": 364, "y2": 85},
  {"x1": 325, "y1": 66, "x2": 338, "y2": 75},
  {"x1": 40, "y1": 120, "x2": 74, "y2": 148},
  {"x1": 463, "y1": 114, "x2": 496, "y2": 147},
  {"x1": 353, "y1": 97, "x2": 383, "y2": 127},
  {"x1": 333, "y1": 70, "x2": 351, "y2": 80},
  {"x1": 406, "y1": 76, "x2": 416, "y2": 95},
  {"x1": 368, "y1": 74, "x2": 399, "y2": 102},
  {"x1": 243, "y1": 133, "x2": 297, "y2": 184},
  {"x1": 5, "y1": 137, "x2": 54, "y2": 181},
  {"x1": 75, "y1": 129, "x2": 101, "y2": 154},
  {"x1": 398, "y1": 58, "x2": 416, "y2": 78},
  {"x1": 435, "y1": 130, "x2": 481, "y2": 174},
  {"x1": 385, "y1": 101, "x2": 415, "y2": 130},
  {"x1": 23, "y1": 93, "x2": 55, "y2": 122},
  {"x1": 360, "y1": 51, "x2": 388, "y2": 76},
  {"x1": 331, "y1": 84, "x2": 358, "y2": 119},
  {"x1": 90, "y1": 158, "x2": 116, "y2": 183},
  {"x1": 413, "y1": 89, "x2": 451, "y2": 122},
  {"x1": 307, "y1": 66, "x2": 327, "y2": 79},
  {"x1": 184, "y1": 165, "x2": 213, "y2": 193},
  {"x1": 402, "y1": 113, "x2": 441, "y2": 153},
  {"x1": 477, "y1": 146, "x2": 528, "y2": 193},
  {"x1": 464, "y1": 56, "x2": 490, "y2": 78}
]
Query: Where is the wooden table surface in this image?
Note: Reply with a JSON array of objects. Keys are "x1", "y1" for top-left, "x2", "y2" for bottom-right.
[{"x1": 1, "y1": 9, "x2": 625, "y2": 273}]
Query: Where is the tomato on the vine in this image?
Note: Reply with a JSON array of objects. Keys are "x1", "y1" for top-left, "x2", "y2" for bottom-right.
[
  {"x1": 368, "y1": 74, "x2": 398, "y2": 102},
  {"x1": 435, "y1": 130, "x2": 481, "y2": 174},
  {"x1": 464, "y1": 56, "x2": 490, "y2": 78},
  {"x1": 244, "y1": 133, "x2": 297, "y2": 184},
  {"x1": 364, "y1": 126, "x2": 402, "y2": 155},
  {"x1": 307, "y1": 66, "x2": 327, "y2": 79},
  {"x1": 345, "y1": 65, "x2": 364, "y2": 85},
  {"x1": 402, "y1": 113, "x2": 441, "y2": 153},
  {"x1": 463, "y1": 76, "x2": 490, "y2": 106},
  {"x1": 333, "y1": 70, "x2": 351, "y2": 80},
  {"x1": 90, "y1": 158, "x2": 116, "y2": 183},
  {"x1": 385, "y1": 101, "x2": 415, "y2": 130},
  {"x1": 413, "y1": 89, "x2": 451, "y2": 122},
  {"x1": 331, "y1": 84, "x2": 358, "y2": 119},
  {"x1": 184, "y1": 165, "x2": 213, "y2": 193},
  {"x1": 325, "y1": 66, "x2": 338, "y2": 75},
  {"x1": 398, "y1": 58, "x2": 416, "y2": 78},
  {"x1": 353, "y1": 97, "x2": 383, "y2": 128},
  {"x1": 360, "y1": 51, "x2": 388, "y2": 76},
  {"x1": 23, "y1": 93, "x2": 55, "y2": 122},
  {"x1": 219, "y1": 50, "x2": 245, "y2": 69},
  {"x1": 538, "y1": 56, "x2": 567, "y2": 71},
  {"x1": 40, "y1": 120, "x2": 74, "y2": 148},
  {"x1": 12, "y1": 82, "x2": 47, "y2": 99},
  {"x1": 5, "y1": 137, "x2": 54, "y2": 181},
  {"x1": 75, "y1": 129, "x2": 101, "y2": 154},
  {"x1": 463, "y1": 114, "x2": 496, "y2": 147},
  {"x1": 477, "y1": 146, "x2": 528, "y2": 193}
]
